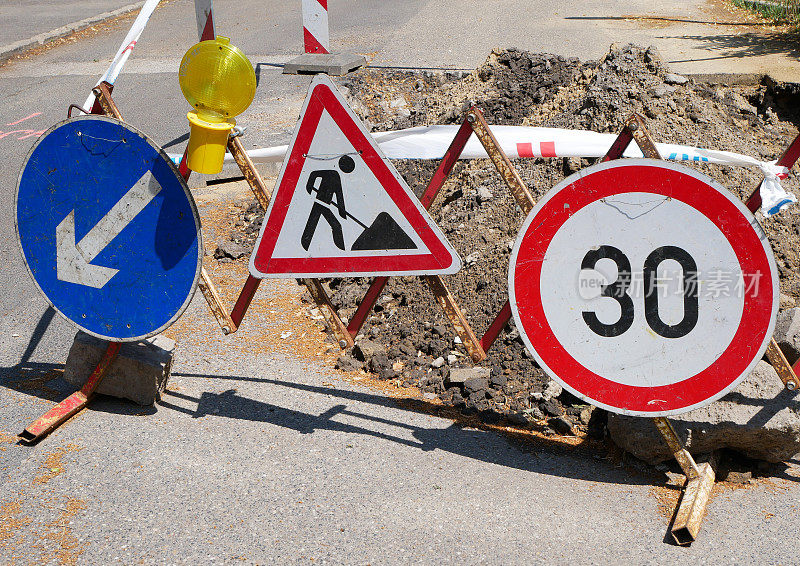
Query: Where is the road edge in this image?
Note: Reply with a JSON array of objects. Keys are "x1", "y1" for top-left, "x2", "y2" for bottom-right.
[{"x1": 0, "y1": 2, "x2": 145, "y2": 66}]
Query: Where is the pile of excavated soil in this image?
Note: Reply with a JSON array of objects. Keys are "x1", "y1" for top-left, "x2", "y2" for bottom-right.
[{"x1": 219, "y1": 44, "x2": 800, "y2": 438}]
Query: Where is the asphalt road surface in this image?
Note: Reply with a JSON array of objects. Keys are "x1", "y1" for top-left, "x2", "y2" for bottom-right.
[
  {"x1": 0, "y1": 1, "x2": 139, "y2": 47},
  {"x1": 1, "y1": 0, "x2": 799, "y2": 563}
]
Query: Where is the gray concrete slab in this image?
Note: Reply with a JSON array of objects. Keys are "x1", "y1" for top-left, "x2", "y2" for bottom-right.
[
  {"x1": 283, "y1": 52, "x2": 367, "y2": 76},
  {"x1": 63, "y1": 332, "x2": 175, "y2": 406}
]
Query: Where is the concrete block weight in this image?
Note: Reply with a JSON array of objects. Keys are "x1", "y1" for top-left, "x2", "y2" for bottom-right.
[
  {"x1": 63, "y1": 331, "x2": 175, "y2": 406},
  {"x1": 283, "y1": 52, "x2": 366, "y2": 76}
]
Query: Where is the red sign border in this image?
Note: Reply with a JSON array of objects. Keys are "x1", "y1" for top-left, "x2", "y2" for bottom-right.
[
  {"x1": 250, "y1": 76, "x2": 458, "y2": 277},
  {"x1": 509, "y1": 159, "x2": 778, "y2": 416}
]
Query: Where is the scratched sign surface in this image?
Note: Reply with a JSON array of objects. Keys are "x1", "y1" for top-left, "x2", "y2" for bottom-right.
[
  {"x1": 15, "y1": 116, "x2": 202, "y2": 341},
  {"x1": 509, "y1": 159, "x2": 778, "y2": 416}
]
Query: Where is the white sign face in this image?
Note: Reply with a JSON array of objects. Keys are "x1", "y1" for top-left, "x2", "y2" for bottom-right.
[
  {"x1": 250, "y1": 74, "x2": 460, "y2": 278},
  {"x1": 270, "y1": 109, "x2": 430, "y2": 259},
  {"x1": 509, "y1": 159, "x2": 778, "y2": 416},
  {"x1": 546, "y1": 192, "x2": 743, "y2": 387}
]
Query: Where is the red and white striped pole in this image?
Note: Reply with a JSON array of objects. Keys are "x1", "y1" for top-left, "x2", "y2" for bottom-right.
[
  {"x1": 302, "y1": 0, "x2": 330, "y2": 54},
  {"x1": 195, "y1": 0, "x2": 216, "y2": 41},
  {"x1": 286, "y1": 0, "x2": 363, "y2": 74}
]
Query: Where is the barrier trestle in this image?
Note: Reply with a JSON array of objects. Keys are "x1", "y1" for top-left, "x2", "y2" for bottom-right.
[
  {"x1": 598, "y1": 112, "x2": 799, "y2": 544},
  {"x1": 10, "y1": 0, "x2": 800, "y2": 550},
  {"x1": 345, "y1": 107, "x2": 539, "y2": 363}
]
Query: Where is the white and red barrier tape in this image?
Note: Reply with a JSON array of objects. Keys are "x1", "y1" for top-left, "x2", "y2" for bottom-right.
[
  {"x1": 302, "y1": 0, "x2": 330, "y2": 54},
  {"x1": 82, "y1": 0, "x2": 213, "y2": 112},
  {"x1": 81, "y1": 0, "x2": 162, "y2": 112},
  {"x1": 189, "y1": 124, "x2": 794, "y2": 216}
]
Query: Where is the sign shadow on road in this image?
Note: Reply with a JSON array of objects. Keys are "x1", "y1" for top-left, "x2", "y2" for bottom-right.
[{"x1": 155, "y1": 373, "x2": 681, "y2": 487}]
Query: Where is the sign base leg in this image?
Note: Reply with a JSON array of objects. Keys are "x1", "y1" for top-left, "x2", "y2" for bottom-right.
[
  {"x1": 303, "y1": 278, "x2": 354, "y2": 349},
  {"x1": 653, "y1": 416, "x2": 717, "y2": 545},
  {"x1": 18, "y1": 342, "x2": 121, "y2": 444},
  {"x1": 423, "y1": 275, "x2": 486, "y2": 363},
  {"x1": 765, "y1": 338, "x2": 800, "y2": 390},
  {"x1": 671, "y1": 457, "x2": 717, "y2": 546},
  {"x1": 198, "y1": 267, "x2": 237, "y2": 334}
]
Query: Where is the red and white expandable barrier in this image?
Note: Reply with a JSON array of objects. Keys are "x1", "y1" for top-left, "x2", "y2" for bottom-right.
[
  {"x1": 82, "y1": 0, "x2": 162, "y2": 112},
  {"x1": 286, "y1": 1, "x2": 363, "y2": 74},
  {"x1": 302, "y1": 0, "x2": 330, "y2": 54}
]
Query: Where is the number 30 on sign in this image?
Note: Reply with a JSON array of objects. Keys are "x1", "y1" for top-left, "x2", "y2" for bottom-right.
[{"x1": 509, "y1": 159, "x2": 778, "y2": 417}]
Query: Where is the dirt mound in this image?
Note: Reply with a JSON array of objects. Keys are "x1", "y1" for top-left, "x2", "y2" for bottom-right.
[{"x1": 221, "y1": 44, "x2": 800, "y2": 436}]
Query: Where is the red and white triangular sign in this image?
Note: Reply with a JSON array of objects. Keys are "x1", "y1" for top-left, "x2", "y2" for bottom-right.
[{"x1": 249, "y1": 74, "x2": 461, "y2": 279}]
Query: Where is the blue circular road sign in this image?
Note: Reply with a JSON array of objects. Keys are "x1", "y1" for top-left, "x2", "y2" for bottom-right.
[{"x1": 15, "y1": 116, "x2": 202, "y2": 341}]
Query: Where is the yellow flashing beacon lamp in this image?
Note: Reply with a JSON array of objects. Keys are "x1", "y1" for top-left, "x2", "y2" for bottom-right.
[{"x1": 179, "y1": 36, "x2": 256, "y2": 174}]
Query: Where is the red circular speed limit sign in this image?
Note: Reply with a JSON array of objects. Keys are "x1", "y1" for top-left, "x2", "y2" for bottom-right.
[{"x1": 509, "y1": 159, "x2": 778, "y2": 416}]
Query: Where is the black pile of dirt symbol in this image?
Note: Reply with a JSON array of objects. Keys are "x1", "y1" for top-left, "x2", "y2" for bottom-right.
[{"x1": 351, "y1": 212, "x2": 417, "y2": 251}]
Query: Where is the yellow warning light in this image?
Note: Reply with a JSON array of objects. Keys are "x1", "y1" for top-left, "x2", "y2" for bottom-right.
[{"x1": 178, "y1": 36, "x2": 256, "y2": 174}]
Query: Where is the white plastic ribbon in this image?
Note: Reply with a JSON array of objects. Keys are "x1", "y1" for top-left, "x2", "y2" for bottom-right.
[
  {"x1": 176, "y1": 124, "x2": 794, "y2": 215},
  {"x1": 81, "y1": 0, "x2": 162, "y2": 112},
  {"x1": 758, "y1": 161, "x2": 794, "y2": 217}
]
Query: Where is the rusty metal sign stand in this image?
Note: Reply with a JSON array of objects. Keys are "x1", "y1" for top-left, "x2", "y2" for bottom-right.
[
  {"x1": 19, "y1": 13, "x2": 222, "y2": 443},
  {"x1": 225, "y1": 151, "x2": 467, "y2": 351},
  {"x1": 599, "y1": 114, "x2": 800, "y2": 545},
  {"x1": 744, "y1": 132, "x2": 800, "y2": 391},
  {"x1": 98, "y1": 75, "x2": 234, "y2": 345},
  {"x1": 223, "y1": 106, "x2": 545, "y2": 361},
  {"x1": 227, "y1": 112, "x2": 507, "y2": 359},
  {"x1": 600, "y1": 113, "x2": 717, "y2": 545},
  {"x1": 344, "y1": 107, "x2": 538, "y2": 363},
  {"x1": 98, "y1": 83, "x2": 238, "y2": 337},
  {"x1": 18, "y1": 83, "x2": 234, "y2": 443}
]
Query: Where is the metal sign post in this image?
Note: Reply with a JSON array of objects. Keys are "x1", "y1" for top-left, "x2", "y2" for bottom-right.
[
  {"x1": 599, "y1": 117, "x2": 800, "y2": 542},
  {"x1": 508, "y1": 113, "x2": 781, "y2": 544}
]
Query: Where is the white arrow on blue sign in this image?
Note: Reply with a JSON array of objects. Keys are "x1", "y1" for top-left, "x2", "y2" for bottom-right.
[{"x1": 15, "y1": 116, "x2": 202, "y2": 342}]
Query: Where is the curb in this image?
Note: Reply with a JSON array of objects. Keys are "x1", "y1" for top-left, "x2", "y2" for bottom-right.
[
  {"x1": 685, "y1": 72, "x2": 800, "y2": 88},
  {"x1": 0, "y1": 1, "x2": 145, "y2": 66},
  {"x1": 685, "y1": 72, "x2": 765, "y2": 86}
]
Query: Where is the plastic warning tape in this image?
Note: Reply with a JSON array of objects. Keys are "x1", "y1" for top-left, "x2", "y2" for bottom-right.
[
  {"x1": 187, "y1": 124, "x2": 793, "y2": 215},
  {"x1": 302, "y1": 0, "x2": 330, "y2": 54},
  {"x1": 81, "y1": 0, "x2": 162, "y2": 112},
  {"x1": 82, "y1": 0, "x2": 214, "y2": 112},
  {"x1": 209, "y1": 124, "x2": 781, "y2": 169}
]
